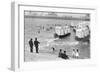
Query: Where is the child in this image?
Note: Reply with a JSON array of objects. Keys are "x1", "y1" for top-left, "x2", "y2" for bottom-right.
[
  {"x1": 58, "y1": 49, "x2": 62, "y2": 57},
  {"x1": 72, "y1": 49, "x2": 76, "y2": 58},
  {"x1": 75, "y1": 49, "x2": 79, "y2": 59},
  {"x1": 52, "y1": 47, "x2": 55, "y2": 52}
]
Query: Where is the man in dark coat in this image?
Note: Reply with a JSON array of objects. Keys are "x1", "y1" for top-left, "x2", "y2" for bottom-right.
[
  {"x1": 34, "y1": 38, "x2": 40, "y2": 53},
  {"x1": 29, "y1": 38, "x2": 33, "y2": 53}
]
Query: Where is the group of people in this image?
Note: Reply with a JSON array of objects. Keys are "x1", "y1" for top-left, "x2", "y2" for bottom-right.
[
  {"x1": 58, "y1": 49, "x2": 69, "y2": 59},
  {"x1": 72, "y1": 48, "x2": 79, "y2": 58},
  {"x1": 29, "y1": 37, "x2": 79, "y2": 59},
  {"x1": 58, "y1": 48, "x2": 80, "y2": 59},
  {"x1": 29, "y1": 37, "x2": 40, "y2": 53}
]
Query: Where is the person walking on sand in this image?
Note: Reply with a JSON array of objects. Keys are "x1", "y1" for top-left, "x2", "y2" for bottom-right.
[
  {"x1": 34, "y1": 37, "x2": 40, "y2": 53},
  {"x1": 29, "y1": 38, "x2": 33, "y2": 53}
]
